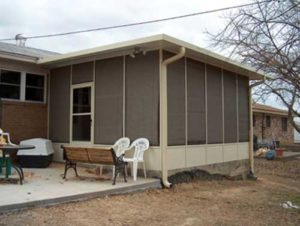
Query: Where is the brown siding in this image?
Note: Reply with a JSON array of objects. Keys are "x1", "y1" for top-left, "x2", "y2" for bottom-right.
[
  {"x1": 238, "y1": 75, "x2": 249, "y2": 142},
  {"x1": 0, "y1": 100, "x2": 47, "y2": 143},
  {"x1": 186, "y1": 58, "x2": 206, "y2": 144},
  {"x1": 223, "y1": 70, "x2": 237, "y2": 143},
  {"x1": 207, "y1": 65, "x2": 223, "y2": 144},
  {"x1": 95, "y1": 57, "x2": 123, "y2": 144},
  {"x1": 165, "y1": 52, "x2": 186, "y2": 146},
  {"x1": 125, "y1": 51, "x2": 160, "y2": 146},
  {"x1": 49, "y1": 66, "x2": 71, "y2": 142},
  {"x1": 72, "y1": 61, "x2": 94, "y2": 84}
]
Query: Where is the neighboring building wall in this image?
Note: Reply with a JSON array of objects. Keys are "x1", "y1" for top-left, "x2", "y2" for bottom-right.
[
  {"x1": 253, "y1": 113, "x2": 294, "y2": 145},
  {"x1": 0, "y1": 100, "x2": 47, "y2": 143}
]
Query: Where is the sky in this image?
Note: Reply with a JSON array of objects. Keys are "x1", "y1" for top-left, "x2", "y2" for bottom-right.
[
  {"x1": 0, "y1": 0, "x2": 291, "y2": 111},
  {"x1": 0, "y1": 0, "x2": 249, "y2": 53}
]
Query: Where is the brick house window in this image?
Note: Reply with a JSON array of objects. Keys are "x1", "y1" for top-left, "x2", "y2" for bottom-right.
[
  {"x1": 0, "y1": 69, "x2": 45, "y2": 102},
  {"x1": 282, "y1": 117, "x2": 288, "y2": 131},
  {"x1": 0, "y1": 70, "x2": 21, "y2": 100},
  {"x1": 25, "y1": 73, "x2": 45, "y2": 102},
  {"x1": 266, "y1": 115, "x2": 271, "y2": 127},
  {"x1": 253, "y1": 115, "x2": 256, "y2": 127}
]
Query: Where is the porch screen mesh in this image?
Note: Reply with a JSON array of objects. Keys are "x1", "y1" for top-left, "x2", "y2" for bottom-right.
[
  {"x1": 72, "y1": 61, "x2": 93, "y2": 84},
  {"x1": 223, "y1": 70, "x2": 238, "y2": 143},
  {"x1": 165, "y1": 52, "x2": 186, "y2": 146},
  {"x1": 49, "y1": 66, "x2": 71, "y2": 142},
  {"x1": 95, "y1": 57, "x2": 123, "y2": 144},
  {"x1": 206, "y1": 65, "x2": 223, "y2": 144},
  {"x1": 186, "y1": 58, "x2": 206, "y2": 144},
  {"x1": 238, "y1": 75, "x2": 249, "y2": 142},
  {"x1": 125, "y1": 51, "x2": 159, "y2": 146}
]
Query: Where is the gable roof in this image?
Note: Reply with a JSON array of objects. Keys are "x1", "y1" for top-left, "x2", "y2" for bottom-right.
[
  {"x1": 252, "y1": 103, "x2": 288, "y2": 116},
  {"x1": 0, "y1": 42, "x2": 59, "y2": 62},
  {"x1": 38, "y1": 34, "x2": 267, "y2": 80}
]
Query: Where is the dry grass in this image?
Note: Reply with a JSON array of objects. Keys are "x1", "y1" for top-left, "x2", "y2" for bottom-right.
[{"x1": 0, "y1": 157, "x2": 299, "y2": 226}]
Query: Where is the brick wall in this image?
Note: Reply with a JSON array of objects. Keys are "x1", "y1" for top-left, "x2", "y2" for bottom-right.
[
  {"x1": 253, "y1": 113, "x2": 294, "y2": 145},
  {"x1": 0, "y1": 100, "x2": 47, "y2": 143}
]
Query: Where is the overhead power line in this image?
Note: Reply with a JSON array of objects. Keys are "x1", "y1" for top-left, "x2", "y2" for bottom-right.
[{"x1": 0, "y1": 0, "x2": 272, "y2": 41}]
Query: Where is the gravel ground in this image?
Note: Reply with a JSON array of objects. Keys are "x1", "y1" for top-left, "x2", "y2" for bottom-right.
[{"x1": 0, "y1": 157, "x2": 299, "y2": 226}]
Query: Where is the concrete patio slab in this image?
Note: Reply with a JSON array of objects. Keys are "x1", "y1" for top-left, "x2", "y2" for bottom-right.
[{"x1": 0, "y1": 163, "x2": 161, "y2": 213}]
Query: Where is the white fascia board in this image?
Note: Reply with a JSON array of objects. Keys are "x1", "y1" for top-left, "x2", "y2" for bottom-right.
[
  {"x1": 162, "y1": 34, "x2": 268, "y2": 80},
  {"x1": 37, "y1": 34, "x2": 164, "y2": 65},
  {"x1": 38, "y1": 33, "x2": 267, "y2": 80}
]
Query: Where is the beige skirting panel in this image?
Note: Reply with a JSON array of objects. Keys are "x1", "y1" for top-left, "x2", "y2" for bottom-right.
[{"x1": 166, "y1": 142, "x2": 249, "y2": 170}]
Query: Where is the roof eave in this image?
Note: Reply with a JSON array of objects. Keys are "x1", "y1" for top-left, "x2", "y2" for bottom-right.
[
  {"x1": 37, "y1": 34, "x2": 266, "y2": 80},
  {"x1": 253, "y1": 109, "x2": 288, "y2": 116},
  {"x1": 0, "y1": 51, "x2": 38, "y2": 63}
]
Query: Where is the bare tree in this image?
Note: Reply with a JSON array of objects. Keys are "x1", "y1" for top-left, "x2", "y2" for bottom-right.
[{"x1": 209, "y1": 0, "x2": 300, "y2": 132}]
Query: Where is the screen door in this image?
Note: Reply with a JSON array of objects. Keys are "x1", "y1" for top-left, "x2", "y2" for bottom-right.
[{"x1": 71, "y1": 83, "x2": 93, "y2": 142}]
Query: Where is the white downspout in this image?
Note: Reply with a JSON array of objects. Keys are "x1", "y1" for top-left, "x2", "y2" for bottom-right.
[
  {"x1": 248, "y1": 85, "x2": 255, "y2": 177},
  {"x1": 160, "y1": 47, "x2": 186, "y2": 188}
]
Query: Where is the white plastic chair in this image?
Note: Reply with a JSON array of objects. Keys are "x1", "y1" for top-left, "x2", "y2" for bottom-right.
[
  {"x1": 112, "y1": 137, "x2": 130, "y2": 157},
  {"x1": 123, "y1": 138, "x2": 149, "y2": 181},
  {"x1": 111, "y1": 137, "x2": 130, "y2": 177}
]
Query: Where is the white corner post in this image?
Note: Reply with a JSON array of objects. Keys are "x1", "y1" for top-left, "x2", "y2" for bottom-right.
[
  {"x1": 160, "y1": 47, "x2": 186, "y2": 188},
  {"x1": 249, "y1": 86, "x2": 254, "y2": 174}
]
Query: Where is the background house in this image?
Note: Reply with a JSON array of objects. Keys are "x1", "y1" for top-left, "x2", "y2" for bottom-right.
[
  {"x1": 0, "y1": 42, "x2": 58, "y2": 143},
  {"x1": 252, "y1": 103, "x2": 294, "y2": 145}
]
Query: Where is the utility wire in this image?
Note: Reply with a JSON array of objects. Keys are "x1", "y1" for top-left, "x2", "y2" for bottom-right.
[{"x1": 0, "y1": 0, "x2": 272, "y2": 41}]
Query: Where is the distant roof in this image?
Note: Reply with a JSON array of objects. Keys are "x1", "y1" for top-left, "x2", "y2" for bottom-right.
[
  {"x1": 0, "y1": 42, "x2": 59, "y2": 62},
  {"x1": 253, "y1": 103, "x2": 288, "y2": 116},
  {"x1": 39, "y1": 34, "x2": 267, "y2": 80}
]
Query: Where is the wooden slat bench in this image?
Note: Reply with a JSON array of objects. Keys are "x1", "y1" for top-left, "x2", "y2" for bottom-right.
[{"x1": 62, "y1": 146, "x2": 127, "y2": 185}]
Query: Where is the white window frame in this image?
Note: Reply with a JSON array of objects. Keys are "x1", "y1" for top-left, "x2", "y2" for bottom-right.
[
  {"x1": 0, "y1": 68, "x2": 22, "y2": 101},
  {"x1": 0, "y1": 67, "x2": 47, "y2": 103},
  {"x1": 24, "y1": 72, "x2": 47, "y2": 103}
]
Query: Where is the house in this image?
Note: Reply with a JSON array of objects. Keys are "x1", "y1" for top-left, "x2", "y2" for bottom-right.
[
  {"x1": 1, "y1": 34, "x2": 265, "y2": 185},
  {"x1": 252, "y1": 103, "x2": 294, "y2": 146},
  {"x1": 0, "y1": 42, "x2": 58, "y2": 143}
]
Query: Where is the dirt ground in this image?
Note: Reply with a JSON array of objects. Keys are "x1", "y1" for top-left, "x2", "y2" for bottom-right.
[{"x1": 0, "y1": 157, "x2": 299, "y2": 226}]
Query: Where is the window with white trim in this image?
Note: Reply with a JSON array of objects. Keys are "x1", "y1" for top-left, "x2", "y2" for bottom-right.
[
  {"x1": 0, "y1": 69, "x2": 45, "y2": 102},
  {"x1": 0, "y1": 70, "x2": 21, "y2": 100},
  {"x1": 25, "y1": 73, "x2": 45, "y2": 101}
]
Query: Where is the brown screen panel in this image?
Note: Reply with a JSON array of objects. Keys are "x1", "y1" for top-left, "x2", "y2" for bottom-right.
[
  {"x1": 206, "y1": 65, "x2": 223, "y2": 144},
  {"x1": 238, "y1": 75, "x2": 249, "y2": 142},
  {"x1": 223, "y1": 70, "x2": 237, "y2": 143},
  {"x1": 187, "y1": 58, "x2": 206, "y2": 144},
  {"x1": 95, "y1": 57, "x2": 123, "y2": 144},
  {"x1": 72, "y1": 61, "x2": 93, "y2": 84},
  {"x1": 49, "y1": 66, "x2": 71, "y2": 142},
  {"x1": 125, "y1": 51, "x2": 159, "y2": 145},
  {"x1": 165, "y1": 52, "x2": 186, "y2": 146}
]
